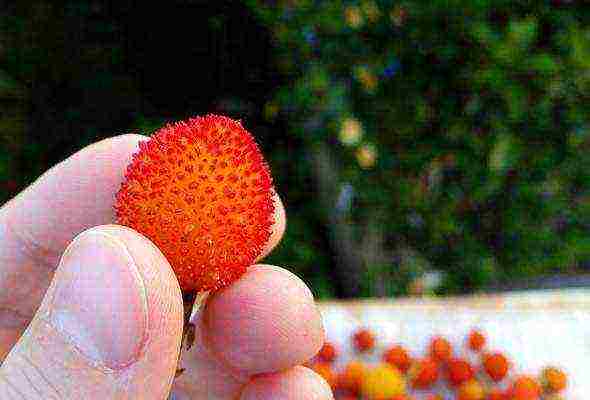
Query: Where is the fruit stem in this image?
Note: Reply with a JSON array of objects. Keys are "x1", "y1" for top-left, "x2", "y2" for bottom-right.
[{"x1": 176, "y1": 290, "x2": 210, "y2": 377}]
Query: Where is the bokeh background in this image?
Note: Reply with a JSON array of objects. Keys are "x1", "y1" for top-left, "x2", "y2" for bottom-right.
[{"x1": 1, "y1": 1, "x2": 589, "y2": 299}]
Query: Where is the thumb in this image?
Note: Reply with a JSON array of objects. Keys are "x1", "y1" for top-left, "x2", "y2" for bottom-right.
[{"x1": 0, "y1": 225, "x2": 184, "y2": 399}]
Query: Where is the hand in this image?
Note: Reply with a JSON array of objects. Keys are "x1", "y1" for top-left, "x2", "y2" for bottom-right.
[{"x1": 0, "y1": 135, "x2": 332, "y2": 399}]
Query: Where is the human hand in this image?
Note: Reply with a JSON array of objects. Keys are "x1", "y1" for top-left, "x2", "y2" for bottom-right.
[{"x1": 0, "y1": 135, "x2": 332, "y2": 399}]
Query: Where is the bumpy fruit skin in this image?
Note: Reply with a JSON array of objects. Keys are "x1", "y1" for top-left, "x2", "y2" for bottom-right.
[
  {"x1": 430, "y1": 336, "x2": 452, "y2": 363},
  {"x1": 540, "y1": 366, "x2": 567, "y2": 393},
  {"x1": 409, "y1": 358, "x2": 439, "y2": 389},
  {"x1": 360, "y1": 364, "x2": 406, "y2": 400},
  {"x1": 353, "y1": 328, "x2": 376, "y2": 353},
  {"x1": 383, "y1": 345, "x2": 412, "y2": 373},
  {"x1": 447, "y1": 358, "x2": 475, "y2": 387},
  {"x1": 115, "y1": 115, "x2": 275, "y2": 292},
  {"x1": 467, "y1": 329, "x2": 486, "y2": 352},
  {"x1": 482, "y1": 352, "x2": 510, "y2": 382}
]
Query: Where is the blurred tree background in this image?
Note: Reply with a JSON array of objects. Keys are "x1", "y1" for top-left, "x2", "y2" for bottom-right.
[{"x1": 1, "y1": 1, "x2": 589, "y2": 299}]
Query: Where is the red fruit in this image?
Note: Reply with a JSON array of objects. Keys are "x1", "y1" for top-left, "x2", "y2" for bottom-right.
[
  {"x1": 389, "y1": 396, "x2": 414, "y2": 400},
  {"x1": 318, "y1": 341, "x2": 338, "y2": 363},
  {"x1": 115, "y1": 115, "x2": 275, "y2": 293},
  {"x1": 540, "y1": 366, "x2": 567, "y2": 393},
  {"x1": 383, "y1": 345, "x2": 412, "y2": 373},
  {"x1": 447, "y1": 358, "x2": 475, "y2": 387},
  {"x1": 426, "y1": 395, "x2": 444, "y2": 400},
  {"x1": 468, "y1": 329, "x2": 486, "y2": 352},
  {"x1": 408, "y1": 358, "x2": 439, "y2": 389},
  {"x1": 483, "y1": 352, "x2": 510, "y2": 382},
  {"x1": 430, "y1": 336, "x2": 452, "y2": 363},
  {"x1": 353, "y1": 329, "x2": 376, "y2": 353},
  {"x1": 508, "y1": 375, "x2": 541, "y2": 400}
]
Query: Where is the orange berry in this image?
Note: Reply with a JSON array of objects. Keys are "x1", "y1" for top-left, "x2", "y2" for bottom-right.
[
  {"x1": 447, "y1": 357, "x2": 476, "y2": 387},
  {"x1": 430, "y1": 336, "x2": 453, "y2": 363},
  {"x1": 317, "y1": 341, "x2": 338, "y2": 363},
  {"x1": 360, "y1": 364, "x2": 406, "y2": 400},
  {"x1": 383, "y1": 345, "x2": 412, "y2": 373},
  {"x1": 353, "y1": 328, "x2": 376, "y2": 353},
  {"x1": 408, "y1": 358, "x2": 439, "y2": 389},
  {"x1": 456, "y1": 379, "x2": 486, "y2": 400},
  {"x1": 310, "y1": 362, "x2": 337, "y2": 389},
  {"x1": 426, "y1": 395, "x2": 444, "y2": 400},
  {"x1": 468, "y1": 329, "x2": 486, "y2": 352},
  {"x1": 338, "y1": 360, "x2": 367, "y2": 394},
  {"x1": 115, "y1": 115, "x2": 275, "y2": 293},
  {"x1": 540, "y1": 366, "x2": 567, "y2": 393},
  {"x1": 482, "y1": 352, "x2": 510, "y2": 382},
  {"x1": 508, "y1": 375, "x2": 541, "y2": 400}
]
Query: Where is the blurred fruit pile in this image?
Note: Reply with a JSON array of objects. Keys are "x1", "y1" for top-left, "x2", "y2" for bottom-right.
[{"x1": 309, "y1": 328, "x2": 568, "y2": 400}]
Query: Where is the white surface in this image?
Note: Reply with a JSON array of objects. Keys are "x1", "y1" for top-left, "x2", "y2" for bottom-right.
[{"x1": 318, "y1": 289, "x2": 590, "y2": 399}]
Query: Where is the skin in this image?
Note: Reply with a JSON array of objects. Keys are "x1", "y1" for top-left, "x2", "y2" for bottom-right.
[{"x1": 0, "y1": 135, "x2": 331, "y2": 399}]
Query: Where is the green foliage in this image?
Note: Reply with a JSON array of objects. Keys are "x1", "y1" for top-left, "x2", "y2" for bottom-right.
[
  {"x1": 248, "y1": 1, "x2": 590, "y2": 294},
  {"x1": 2, "y1": 2, "x2": 589, "y2": 298}
]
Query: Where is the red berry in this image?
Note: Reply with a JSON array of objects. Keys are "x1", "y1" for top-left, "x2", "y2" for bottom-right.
[
  {"x1": 483, "y1": 352, "x2": 510, "y2": 382},
  {"x1": 353, "y1": 329, "x2": 376, "y2": 353},
  {"x1": 383, "y1": 345, "x2": 412, "y2": 373},
  {"x1": 467, "y1": 329, "x2": 486, "y2": 352},
  {"x1": 447, "y1": 357, "x2": 475, "y2": 387},
  {"x1": 317, "y1": 341, "x2": 338, "y2": 363},
  {"x1": 408, "y1": 358, "x2": 439, "y2": 389},
  {"x1": 115, "y1": 115, "x2": 275, "y2": 293},
  {"x1": 430, "y1": 336, "x2": 453, "y2": 363}
]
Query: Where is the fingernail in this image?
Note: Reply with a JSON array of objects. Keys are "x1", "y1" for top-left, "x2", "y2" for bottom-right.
[{"x1": 48, "y1": 231, "x2": 148, "y2": 370}]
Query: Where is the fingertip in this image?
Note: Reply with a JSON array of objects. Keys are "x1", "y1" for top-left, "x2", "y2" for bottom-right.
[
  {"x1": 202, "y1": 265, "x2": 324, "y2": 375},
  {"x1": 239, "y1": 366, "x2": 334, "y2": 400}
]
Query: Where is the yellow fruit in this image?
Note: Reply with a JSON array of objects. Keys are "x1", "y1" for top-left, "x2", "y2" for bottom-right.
[{"x1": 361, "y1": 363, "x2": 406, "y2": 400}]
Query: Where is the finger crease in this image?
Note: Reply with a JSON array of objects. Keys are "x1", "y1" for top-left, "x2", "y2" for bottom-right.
[
  {"x1": 20, "y1": 353, "x2": 61, "y2": 400},
  {"x1": 0, "y1": 370, "x2": 27, "y2": 399}
]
